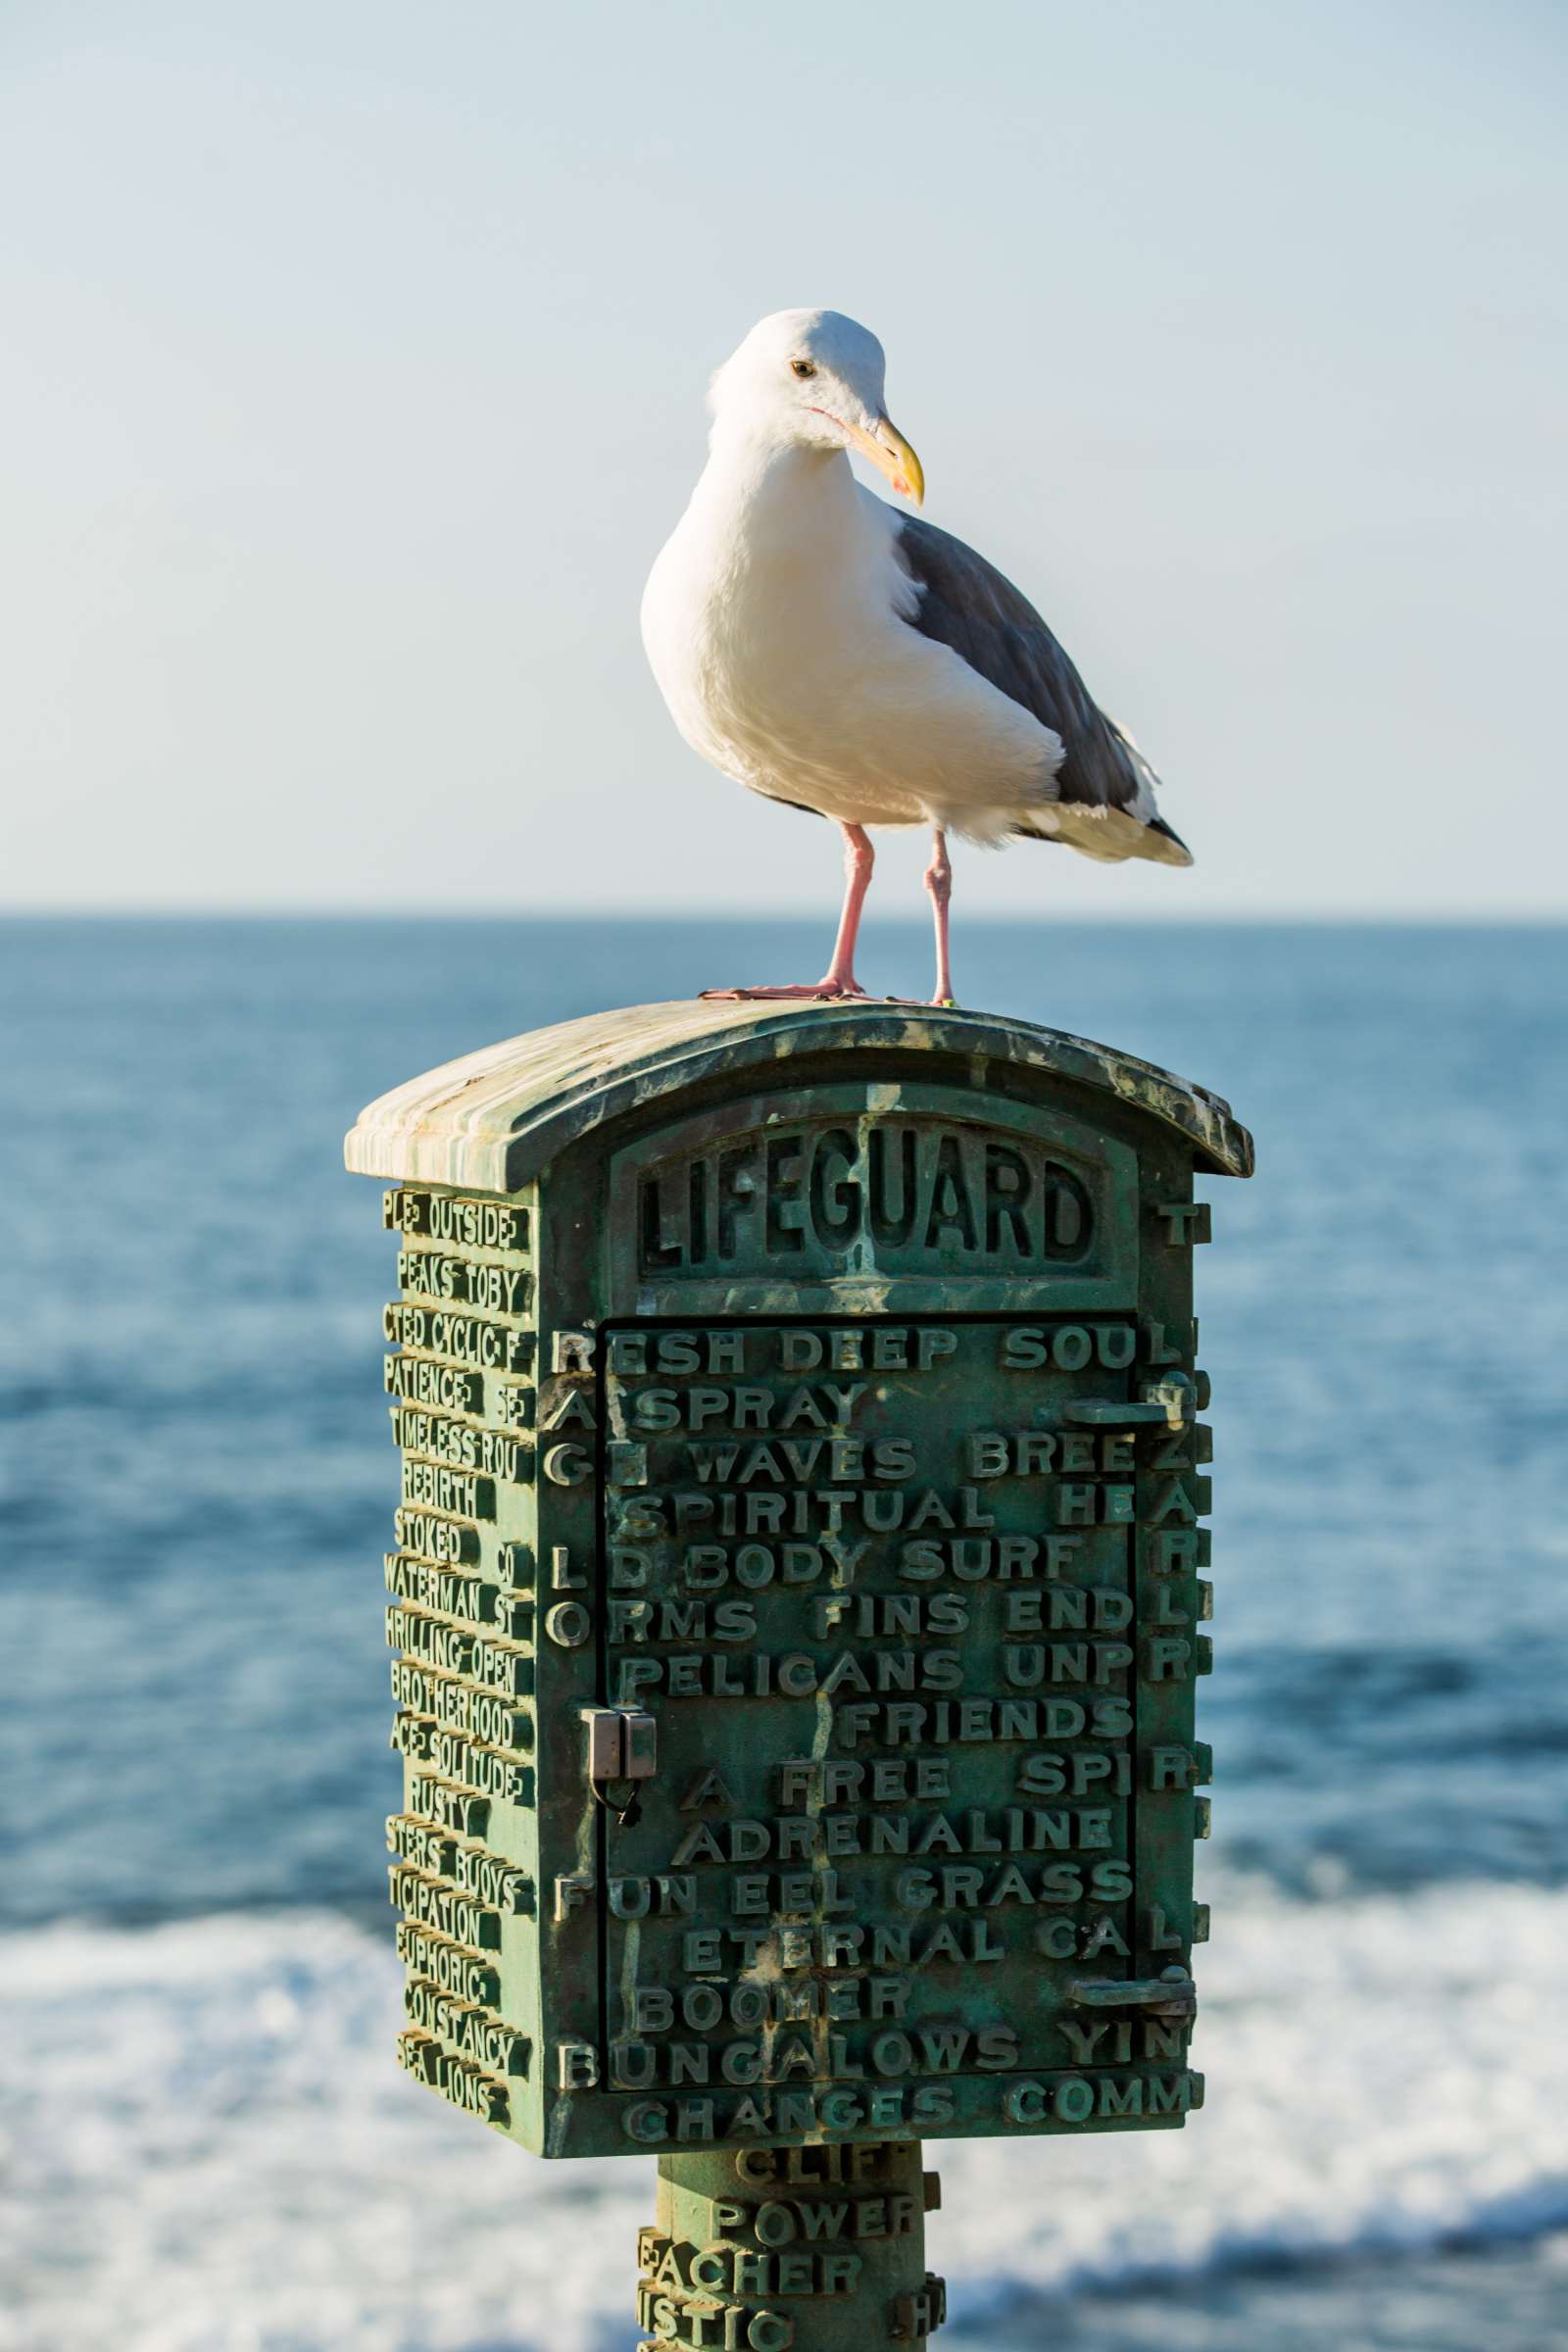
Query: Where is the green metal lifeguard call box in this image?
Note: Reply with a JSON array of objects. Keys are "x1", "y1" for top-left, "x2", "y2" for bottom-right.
[{"x1": 347, "y1": 998, "x2": 1250, "y2": 2186}]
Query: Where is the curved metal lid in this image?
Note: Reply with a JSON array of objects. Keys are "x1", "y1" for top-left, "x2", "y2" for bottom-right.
[{"x1": 345, "y1": 997, "x2": 1253, "y2": 1192}]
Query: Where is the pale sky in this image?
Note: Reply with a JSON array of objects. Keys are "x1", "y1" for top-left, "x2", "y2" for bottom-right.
[{"x1": 2, "y1": 1, "x2": 1562, "y2": 917}]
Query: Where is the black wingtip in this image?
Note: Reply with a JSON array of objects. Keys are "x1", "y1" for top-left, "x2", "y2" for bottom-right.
[{"x1": 1146, "y1": 814, "x2": 1193, "y2": 861}]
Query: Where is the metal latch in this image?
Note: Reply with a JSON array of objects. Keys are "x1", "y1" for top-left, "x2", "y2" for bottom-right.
[
  {"x1": 1068, "y1": 1965, "x2": 1196, "y2": 2018},
  {"x1": 1061, "y1": 1369, "x2": 1207, "y2": 1433},
  {"x1": 583, "y1": 1706, "x2": 658, "y2": 1827}
]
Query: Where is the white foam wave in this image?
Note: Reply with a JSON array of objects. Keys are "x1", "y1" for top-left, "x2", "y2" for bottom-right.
[{"x1": 5, "y1": 1884, "x2": 1566, "y2": 2351}]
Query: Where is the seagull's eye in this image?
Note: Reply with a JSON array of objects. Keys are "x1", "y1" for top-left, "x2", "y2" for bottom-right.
[{"x1": 790, "y1": 359, "x2": 817, "y2": 379}]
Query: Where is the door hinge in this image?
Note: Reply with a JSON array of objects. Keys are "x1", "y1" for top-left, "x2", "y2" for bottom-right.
[{"x1": 1069, "y1": 1966, "x2": 1197, "y2": 2018}]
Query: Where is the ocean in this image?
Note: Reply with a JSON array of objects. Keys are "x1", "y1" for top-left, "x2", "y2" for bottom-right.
[{"x1": 4, "y1": 914, "x2": 1566, "y2": 2352}]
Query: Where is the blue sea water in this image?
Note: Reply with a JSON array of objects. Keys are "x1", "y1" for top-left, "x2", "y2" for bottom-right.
[{"x1": 4, "y1": 915, "x2": 1566, "y2": 2352}]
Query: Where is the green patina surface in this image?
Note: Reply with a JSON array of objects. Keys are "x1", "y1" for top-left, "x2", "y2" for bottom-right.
[
  {"x1": 348, "y1": 998, "x2": 1250, "y2": 2342},
  {"x1": 640, "y1": 2141, "x2": 941, "y2": 2351}
]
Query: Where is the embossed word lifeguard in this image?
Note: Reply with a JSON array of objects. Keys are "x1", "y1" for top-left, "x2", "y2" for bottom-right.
[
  {"x1": 637, "y1": 1120, "x2": 1093, "y2": 1276},
  {"x1": 347, "y1": 1000, "x2": 1250, "y2": 2348}
]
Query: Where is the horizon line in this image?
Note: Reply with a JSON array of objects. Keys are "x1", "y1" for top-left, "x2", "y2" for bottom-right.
[{"x1": 1, "y1": 906, "x2": 1564, "y2": 929}]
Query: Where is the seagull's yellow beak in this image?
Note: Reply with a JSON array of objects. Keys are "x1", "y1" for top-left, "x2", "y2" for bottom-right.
[{"x1": 846, "y1": 415, "x2": 925, "y2": 507}]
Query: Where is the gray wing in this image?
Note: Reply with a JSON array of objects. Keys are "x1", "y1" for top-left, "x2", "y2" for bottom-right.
[{"x1": 895, "y1": 513, "x2": 1189, "y2": 856}]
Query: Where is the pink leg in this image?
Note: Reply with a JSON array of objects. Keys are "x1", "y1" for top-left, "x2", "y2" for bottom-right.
[
  {"x1": 702, "y1": 824, "x2": 875, "y2": 1001},
  {"x1": 925, "y1": 827, "x2": 956, "y2": 1004}
]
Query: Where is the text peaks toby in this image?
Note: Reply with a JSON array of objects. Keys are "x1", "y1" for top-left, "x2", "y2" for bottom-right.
[{"x1": 346, "y1": 999, "x2": 1251, "y2": 2160}]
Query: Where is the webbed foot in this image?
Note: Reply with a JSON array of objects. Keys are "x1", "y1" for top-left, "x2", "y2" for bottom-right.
[{"x1": 700, "y1": 978, "x2": 869, "y2": 1002}]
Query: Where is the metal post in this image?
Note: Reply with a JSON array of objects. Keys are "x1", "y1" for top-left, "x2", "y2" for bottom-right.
[
  {"x1": 635, "y1": 2140, "x2": 944, "y2": 2350},
  {"x1": 347, "y1": 1002, "x2": 1254, "y2": 2343}
]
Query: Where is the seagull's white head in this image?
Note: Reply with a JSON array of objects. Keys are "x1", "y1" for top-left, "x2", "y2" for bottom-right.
[{"x1": 709, "y1": 308, "x2": 924, "y2": 505}]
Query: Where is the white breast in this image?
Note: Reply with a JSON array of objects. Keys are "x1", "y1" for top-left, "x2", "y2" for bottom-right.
[{"x1": 641, "y1": 446, "x2": 1062, "y2": 843}]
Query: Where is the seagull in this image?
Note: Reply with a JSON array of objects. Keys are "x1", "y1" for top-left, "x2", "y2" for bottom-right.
[{"x1": 641, "y1": 308, "x2": 1191, "y2": 1006}]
